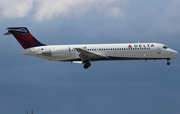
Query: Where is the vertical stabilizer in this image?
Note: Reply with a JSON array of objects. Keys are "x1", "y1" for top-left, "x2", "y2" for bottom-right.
[{"x1": 4, "y1": 27, "x2": 45, "y2": 49}]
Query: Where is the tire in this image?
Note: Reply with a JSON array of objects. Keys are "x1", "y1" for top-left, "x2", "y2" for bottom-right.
[{"x1": 167, "y1": 62, "x2": 170, "y2": 65}]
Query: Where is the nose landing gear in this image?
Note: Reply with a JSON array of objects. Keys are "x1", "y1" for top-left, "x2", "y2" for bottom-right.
[
  {"x1": 167, "y1": 62, "x2": 170, "y2": 65},
  {"x1": 167, "y1": 59, "x2": 170, "y2": 65}
]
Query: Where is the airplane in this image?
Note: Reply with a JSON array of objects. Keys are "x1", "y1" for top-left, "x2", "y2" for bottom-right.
[{"x1": 4, "y1": 27, "x2": 178, "y2": 69}]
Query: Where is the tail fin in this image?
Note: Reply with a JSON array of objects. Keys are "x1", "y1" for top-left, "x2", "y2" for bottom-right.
[{"x1": 4, "y1": 27, "x2": 45, "y2": 49}]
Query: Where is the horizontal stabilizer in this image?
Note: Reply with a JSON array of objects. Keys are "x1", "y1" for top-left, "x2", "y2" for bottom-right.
[
  {"x1": 4, "y1": 27, "x2": 30, "y2": 35},
  {"x1": 3, "y1": 32, "x2": 12, "y2": 35}
]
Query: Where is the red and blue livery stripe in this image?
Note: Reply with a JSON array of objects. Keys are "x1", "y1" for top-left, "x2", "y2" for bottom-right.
[{"x1": 6, "y1": 27, "x2": 45, "y2": 49}]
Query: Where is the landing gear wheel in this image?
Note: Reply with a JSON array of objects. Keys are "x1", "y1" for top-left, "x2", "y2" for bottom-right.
[
  {"x1": 167, "y1": 62, "x2": 170, "y2": 65},
  {"x1": 83, "y1": 62, "x2": 91, "y2": 69}
]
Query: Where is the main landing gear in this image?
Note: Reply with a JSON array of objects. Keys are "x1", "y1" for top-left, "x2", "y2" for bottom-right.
[
  {"x1": 84, "y1": 61, "x2": 91, "y2": 69},
  {"x1": 167, "y1": 59, "x2": 170, "y2": 66}
]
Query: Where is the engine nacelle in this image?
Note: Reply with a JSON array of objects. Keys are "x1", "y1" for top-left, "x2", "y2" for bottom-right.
[
  {"x1": 52, "y1": 47, "x2": 70, "y2": 57},
  {"x1": 42, "y1": 47, "x2": 70, "y2": 57}
]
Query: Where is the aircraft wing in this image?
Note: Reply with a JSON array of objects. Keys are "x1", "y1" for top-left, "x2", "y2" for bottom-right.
[{"x1": 75, "y1": 48, "x2": 108, "y2": 62}]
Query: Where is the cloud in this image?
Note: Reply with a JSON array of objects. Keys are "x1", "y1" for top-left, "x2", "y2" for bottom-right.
[
  {"x1": 105, "y1": 7, "x2": 125, "y2": 18},
  {"x1": 0, "y1": 0, "x2": 128, "y2": 21},
  {"x1": 34, "y1": 0, "x2": 128, "y2": 21},
  {"x1": 153, "y1": 0, "x2": 180, "y2": 36},
  {"x1": 0, "y1": 0, "x2": 34, "y2": 18},
  {"x1": 165, "y1": 0, "x2": 180, "y2": 22}
]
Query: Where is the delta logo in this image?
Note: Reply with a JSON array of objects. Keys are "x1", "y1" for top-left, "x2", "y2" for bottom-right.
[
  {"x1": 128, "y1": 45, "x2": 132, "y2": 48},
  {"x1": 128, "y1": 44, "x2": 155, "y2": 48}
]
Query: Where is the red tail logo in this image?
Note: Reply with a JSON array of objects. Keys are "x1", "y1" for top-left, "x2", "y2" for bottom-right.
[{"x1": 4, "y1": 27, "x2": 45, "y2": 49}]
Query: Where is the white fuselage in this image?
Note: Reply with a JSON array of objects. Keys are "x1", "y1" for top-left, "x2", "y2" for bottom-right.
[{"x1": 20, "y1": 43, "x2": 178, "y2": 62}]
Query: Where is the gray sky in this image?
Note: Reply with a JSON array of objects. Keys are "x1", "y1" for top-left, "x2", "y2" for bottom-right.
[{"x1": 0, "y1": 0, "x2": 180, "y2": 114}]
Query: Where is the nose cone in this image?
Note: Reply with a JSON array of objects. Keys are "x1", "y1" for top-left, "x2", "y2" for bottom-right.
[{"x1": 173, "y1": 50, "x2": 178, "y2": 58}]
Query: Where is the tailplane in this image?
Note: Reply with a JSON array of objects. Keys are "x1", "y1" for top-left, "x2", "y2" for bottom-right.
[{"x1": 4, "y1": 27, "x2": 45, "y2": 49}]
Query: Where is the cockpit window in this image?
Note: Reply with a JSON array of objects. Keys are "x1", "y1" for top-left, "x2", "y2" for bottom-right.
[{"x1": 163, "y1": 45, "x2": 168, "y2": 49}]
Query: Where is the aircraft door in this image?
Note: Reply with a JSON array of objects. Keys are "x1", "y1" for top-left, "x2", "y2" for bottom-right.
[{"x1": 157, "y1": 48, "x2": 161, "y2": 54}]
